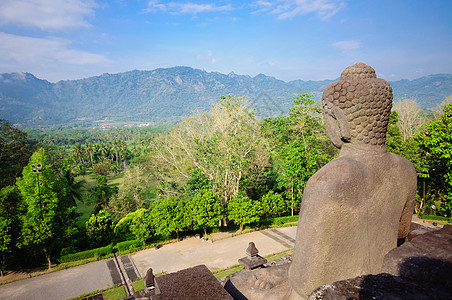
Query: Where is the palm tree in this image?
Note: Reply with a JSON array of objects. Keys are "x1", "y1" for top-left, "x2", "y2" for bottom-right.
[
  {"x1": 85, "y1": 143, "x2": 95, "y2": 168},
  {"x1": 64, "y1": 168, "x2": 86, "y2": 207}
]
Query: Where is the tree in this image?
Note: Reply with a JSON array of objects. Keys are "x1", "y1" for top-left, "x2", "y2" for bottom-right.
[
  {"x1": 0, "y1": 118, "x2": 35, "y2": 188},
  {"x1": 185, "y1": 168, "x2": 212, "y2": 197},
  {"x1": 130, "y1": 209, "x2": 154, "y2": 246},
  {"x1": 261, "y1": 190, "x2": 288, "y2": 218},
  {"x1": 91, "y1": 175, "x2": 117, "y2": 214},
  {"x1": 190, "y1": 190, "x2": 223, "y2": 236},
  {"x1": 150, "y1": 196, "x2": 190, "y2": 238},
  {"x1": 416, "y1": 103, "x2": 452, "y2": 216},
  {"x1": 393, "y1": 98, "x2": 425, "y2": 141},
  {"x1": 86, "y1": 210, "x2": 114, "y2": 247},
  {"x1": 107, "y1": 165, "x2": 151, "y2": 220},
  {"x1": 148, "y1": 95, "x2": 270, "y2": 216},
  {"x1": 63, "y1": 168, "x2": 85, "y2": 207},
  {"x1": 114, "y1": 208, "x2": 147, "y2": 242},
  {"x1": 0, "y1": 217, "x2": 12, "y2": 276},
  {"x1": 386, "y1": 111, "x2": 429, "y2": 214},
  {"x1": 228, "y1": 194, "x2": 263, "y2": 230},
  {"x1": 16, "y1": 148, "x2": 70, "y2": 269},
  {"x1": 0, "y1": 186, "x2": 24, "y2": 275},
  {"x1": 262, "y1": 95, "x2": 332, "y2": 215}
]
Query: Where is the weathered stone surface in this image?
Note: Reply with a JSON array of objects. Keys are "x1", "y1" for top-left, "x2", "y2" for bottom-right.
[
  {"x1": 306, "y1": 272, "x2": 452, "y2": 300},
  {"x1": 306, "y1": 225, "x2": 452, "y2": 299},
  {"x1": 383, "y1": 224, "x2": 452, "y2": 286},
  {"x1": 151, "y1": 264, "x2": 232, "y2": 300},
  {"x1": 238, "y1": 242, "x2": 268, "y2": 270},
  {"x1": 144, "y1": 268, "x2": 155, "y2": 288},
  {"x1": 407, "y1": 222, "x2": 437, "y2": 241},
  {"x1": 246, "y1": 242, "x2": 259, "y2": 257},
  {"x1": 225, "y1": 264, "x2": 290, "y2": 300},
  {"x1": 238, "y1": 256, "x2": 268, "y2": 270},
  {"x1": 288, "y1": 62, "x2": 417, "y2": 298}
]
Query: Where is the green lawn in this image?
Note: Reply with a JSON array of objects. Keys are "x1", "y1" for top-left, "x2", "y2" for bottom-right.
[
  {"x1": 74, "y1": 171, "x2": 125, "y2": 227},
  {"x1": 103, "y1": 285, "x2": 126, "y2": 300}
]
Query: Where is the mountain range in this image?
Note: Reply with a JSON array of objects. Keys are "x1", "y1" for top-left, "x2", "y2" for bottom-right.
[{"x1": 1, "y1": 66, "x2": 451, "y2": 128}]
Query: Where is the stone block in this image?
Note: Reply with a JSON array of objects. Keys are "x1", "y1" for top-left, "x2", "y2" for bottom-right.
[{"x1": 151, "y1": 265, "x2": 233, "y2": 300}]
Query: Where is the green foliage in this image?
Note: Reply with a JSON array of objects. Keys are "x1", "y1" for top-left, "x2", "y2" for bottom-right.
[
  {"x1": 261, "y1": 190, "x2": 288, "y2": 217},
  {"x1": 114, "y1": 208, "x2": 147, "y2": 242},
  {"x1": 263, "y1": 94, "x2": 333, "y2": 215},
  {"x1": 387, "y1": 111, "x2": 428, "y2": 178},
  {"x1": 108, "y1": 166, "x2": 153, "y2": 220},
  {"x1": 91, "y1": 176, "x2": 118, "y2": 214},
  {"x1": 260, "y1": 215, "x2": 299, "y2": 227},
  {"x1": 0, "y1": 217, "x2": 12, "y2": 253},
  {"x1": 59, "y1": 244, "x2": 115, "y2": 263},
  {"x1": 228, "y1": 194, "x2": 263, "y2": 230},
  {"x1": 130, "y1": 209, "x2": 154, "y2": 246},
  {"x1": 86, "y1": 210, "x2": 114, "y2": 247},
  {"x1": 115, "y1": 240, "x2": 141, "y2": 252},
  {"x1": 150, "y1": 196, "x2": 190, "y2": 238},
  {"x1": 190, "y1": 190, "x2": 223, "y2": 236},
  {"x1": 16, "y1": 147, "x2": 72, "y2": 268},
  {"x1": 419, "y1": 214, "x2": 451, "y2": 221},
  {"x1": 0, "y1": 216, "x2": 13, "y2": 275},
  {"x1": 0, "y1": 118, "x2": 35, "y2": 188},
  {"x1": 416, "y1": 103, "x2": 452, "y2": 216},
  {"x1": 185, "y1": 168, "x2": 212, "y2": 196}
]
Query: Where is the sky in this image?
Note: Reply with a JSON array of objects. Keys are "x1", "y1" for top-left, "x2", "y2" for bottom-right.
[{"x1": 0, "y1": 0, "x2": 451, "y2": 83}]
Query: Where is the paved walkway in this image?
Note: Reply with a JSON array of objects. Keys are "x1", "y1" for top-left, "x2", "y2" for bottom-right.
[
  {"x1": 0, "y1": 260, "x2": 113, "y2": 300},
  {"x1": 132, "y1": 227, "x2": 297, "y2": 275},
  {"x1": 0, "y1": 227, "x2": 297, "y2": 300}
]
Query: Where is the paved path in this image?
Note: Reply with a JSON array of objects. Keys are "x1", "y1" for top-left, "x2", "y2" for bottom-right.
[
  {"x1": 0, "y1": 227, "x2": 297, "y2": 300},
  {"x1": 0, "y1": 260, "x2": 113, "y2": 300},
  {"x1": 132, "y1": 227, "x2": 297, "y2": 275}
]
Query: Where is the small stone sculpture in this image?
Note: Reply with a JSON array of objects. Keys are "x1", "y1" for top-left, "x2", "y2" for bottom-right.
[
  {"x1": 145, "y1": 268, "x2": 155, "y2": 290},
  {"x1": 238, "y1": 242, "x2": 268, "y2": 270},
  {"x1": 287, "y1": 62, "x2": 417, "y2": 299}
]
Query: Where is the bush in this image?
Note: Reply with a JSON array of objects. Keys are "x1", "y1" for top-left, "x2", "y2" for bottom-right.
[
  {"x1": 59, "y1": 244, "x2": 115, "y2": 263},
  {"x1": 116, "y1": 240, "x2": 141, "y2": 252},
  {"x1": 60, "y1": 246, "x2": 76, "y2": 256},
  {"x1": 261, "y1": 215, "x2": 299, "y2": 227},
  {"x1": 420, "y1": 215, "x2": 451, "y2": 221}
]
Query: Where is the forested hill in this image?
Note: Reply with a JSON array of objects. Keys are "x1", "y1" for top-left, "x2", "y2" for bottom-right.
[{"x1": 1, "y1": 67, "x2": 451, "y2": 128}]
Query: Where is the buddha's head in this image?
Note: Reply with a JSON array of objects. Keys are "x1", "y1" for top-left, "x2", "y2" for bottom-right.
[{"x1": 322, "y1": 62, "x2": 393, "y2": 151}]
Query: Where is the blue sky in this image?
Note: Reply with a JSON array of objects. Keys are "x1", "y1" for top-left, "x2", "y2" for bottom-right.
[{"x1": 0, "y1": 0, "x2": 451, "y2": 82}]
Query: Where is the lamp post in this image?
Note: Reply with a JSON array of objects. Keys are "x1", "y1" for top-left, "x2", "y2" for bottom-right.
[{"x1": 32, "y1": 163, "x2": 43, "y2": 214}]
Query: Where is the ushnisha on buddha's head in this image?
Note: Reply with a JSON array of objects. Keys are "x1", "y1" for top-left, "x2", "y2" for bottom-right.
[{"x1": 322, "y1": 62, "x2": 393, "y2": 152}]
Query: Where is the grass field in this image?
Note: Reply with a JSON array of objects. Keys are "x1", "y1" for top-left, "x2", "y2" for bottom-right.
[{"x1": 74, "y1": 171, "x2": 125, "y2": 227}]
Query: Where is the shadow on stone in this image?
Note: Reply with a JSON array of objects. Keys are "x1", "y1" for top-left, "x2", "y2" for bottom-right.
[
  {"x1": 358, "y1": 257, "x2": 452, "y2": 300},
  {"x1": 224, "y1": 279, "x2": 248, "y2": 300}
]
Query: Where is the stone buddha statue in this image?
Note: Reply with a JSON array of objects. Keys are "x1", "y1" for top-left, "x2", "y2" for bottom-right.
[
  {"x1": 226, "y1": 63, "x2": 417, "y2": 300},
  {"x1": 287, "y1": 62, "x2": 416, "y2": 298}
]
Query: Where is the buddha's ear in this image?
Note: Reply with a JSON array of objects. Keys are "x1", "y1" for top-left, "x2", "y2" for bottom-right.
[{"x1": 332, "y1": 107, "x2": 351, "y2": 142}]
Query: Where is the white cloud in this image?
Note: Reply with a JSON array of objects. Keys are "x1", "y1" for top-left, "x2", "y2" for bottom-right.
[
  {"x1": 251, "y1": 0, "x2": 344, "y2": 20},
  {"x1": 332, "y1": 40, "x2": 361, "y2": 51},
  {"x1": 145, "y1": 1, "x2": 233, "y2": 14},
  {"x1": 0, "y1": 0, "x2": 97, "y2": 30},
  {"x1": 196, "y1": 49, "x2": 217, "y2": 64},
  {"x1": 0, "y1": 32, "x2": 111, "y2": 67}
]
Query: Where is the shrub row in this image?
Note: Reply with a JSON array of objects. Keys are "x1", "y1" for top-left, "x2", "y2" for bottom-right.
[
  {"x1": 59, "y1": 244, "x2": 115, "y2": 263},
  {"x1": 116, "y1": 240, "x2": 141, "y2": 252},
  {"x1": 419, "y1": 214, "x2": 451, "y2": 221},
  {"x1": 261, "y1": 215, "x2": 299, "y2": 227}
]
